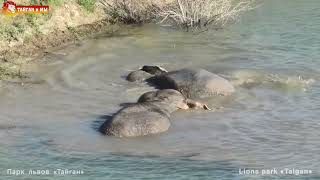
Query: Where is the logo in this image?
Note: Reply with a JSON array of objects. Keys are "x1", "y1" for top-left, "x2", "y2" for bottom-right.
[{"x1": 2, "y1": 0, "x2": 49, "y2": 16}]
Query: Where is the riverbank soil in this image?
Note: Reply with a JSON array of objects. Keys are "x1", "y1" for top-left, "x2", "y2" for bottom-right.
[{"x1": 0, "y1": 0, "x2": 117, "y2": 79}]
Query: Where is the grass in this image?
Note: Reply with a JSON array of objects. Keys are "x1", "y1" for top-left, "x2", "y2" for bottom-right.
[
  {"x1": 0, "y1": 0, "x2": 95, "y2": 43},
  {"x1": 0, "y1": 0, "x2": 101, "y2": 49},
  {"x1": 0, "y1": 0, "x2": 103, "y2": 78},
  {"x1": 26, "y1": 14, "x2": 42, "y2": 34},
  {"x1": 48, "y1": 0, "x2": 65, "y2": 7},
  {"x1": 0, "y1": 13, "x2": 45, "y2": 43},
  {"x1": 0, "y1": 64, "x2": 21, "y2": 80},
  {"x1": 0, "y1": 16, "x2": 26, "y2": 42},
  {"x1": 78, "y1": 0, "x2": 96, "y2": 12}
]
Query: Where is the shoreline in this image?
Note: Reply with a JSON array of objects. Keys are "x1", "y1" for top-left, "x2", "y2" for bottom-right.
[
  {"x1": 0, "y1": 0, "x2": 117, "y2": 79},
  {"x1": 0, "y1": 19, "x2": 120, "y2": 63},
  {"x1": 0, "y1": 19, "x2": 122, "y2": 80}
]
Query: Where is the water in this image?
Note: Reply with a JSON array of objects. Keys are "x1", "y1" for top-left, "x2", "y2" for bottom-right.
[{"x1": 1, "y1": 0, "x2": 320, "y2": 179}]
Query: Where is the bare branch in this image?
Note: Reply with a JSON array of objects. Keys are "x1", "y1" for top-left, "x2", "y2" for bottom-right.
[{"x1": 101, "y1": 0, "x2": 256, "y2": 30}]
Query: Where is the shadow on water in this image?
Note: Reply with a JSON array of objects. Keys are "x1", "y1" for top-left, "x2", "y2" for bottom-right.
[
  {"x1": 0, "y1": 124, "x2": 31, "y2": 132},
  {"x1": 118, "y1": 102, "x2": 136, "y2": 107},
  {"x1": 0, "y1": 124, "x2": 19, "y2": 130},
  {"x1": 91, "y1": 115, "x2": 113, "y2": 134}
]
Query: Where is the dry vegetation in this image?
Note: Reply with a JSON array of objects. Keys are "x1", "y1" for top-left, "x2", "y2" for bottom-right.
[
  {"x1": 156, "y1": 0, "x2": 254, "y2": 30},
  {"x1": 99, "y1": 0, "x2": 158, "y2": 24},
  {"x1": 101, "y1": 0, "x2": 255, "y2": 30},
  {"x1": 0, "y1": 0, "x2": 104, "y2": 79}
]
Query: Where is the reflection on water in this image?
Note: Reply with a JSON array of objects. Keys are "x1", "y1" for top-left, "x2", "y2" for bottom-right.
[{"x1": 1, "y1": 0, "x2": 320, "y2": 179}]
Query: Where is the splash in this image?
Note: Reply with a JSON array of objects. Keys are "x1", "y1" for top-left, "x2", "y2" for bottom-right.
[{"x1": 231, "y1": 70, "x2": 315, "y2": 91}]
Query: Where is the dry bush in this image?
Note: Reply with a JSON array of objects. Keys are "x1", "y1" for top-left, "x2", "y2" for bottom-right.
[
  {"x1": 100, "y1": 0, "x2": 156, "y2": 24},
  {"x1": 100, "y1": 0, "x2": 255, "y2": 30},
  {"x1": 156, "y1": 0, "x2": 255, "y2": 30}
]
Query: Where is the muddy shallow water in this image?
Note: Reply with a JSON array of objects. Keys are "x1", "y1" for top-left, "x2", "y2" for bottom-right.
[{"x1": 1, "y1": 0, "x2": 320, "y2": 179}]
